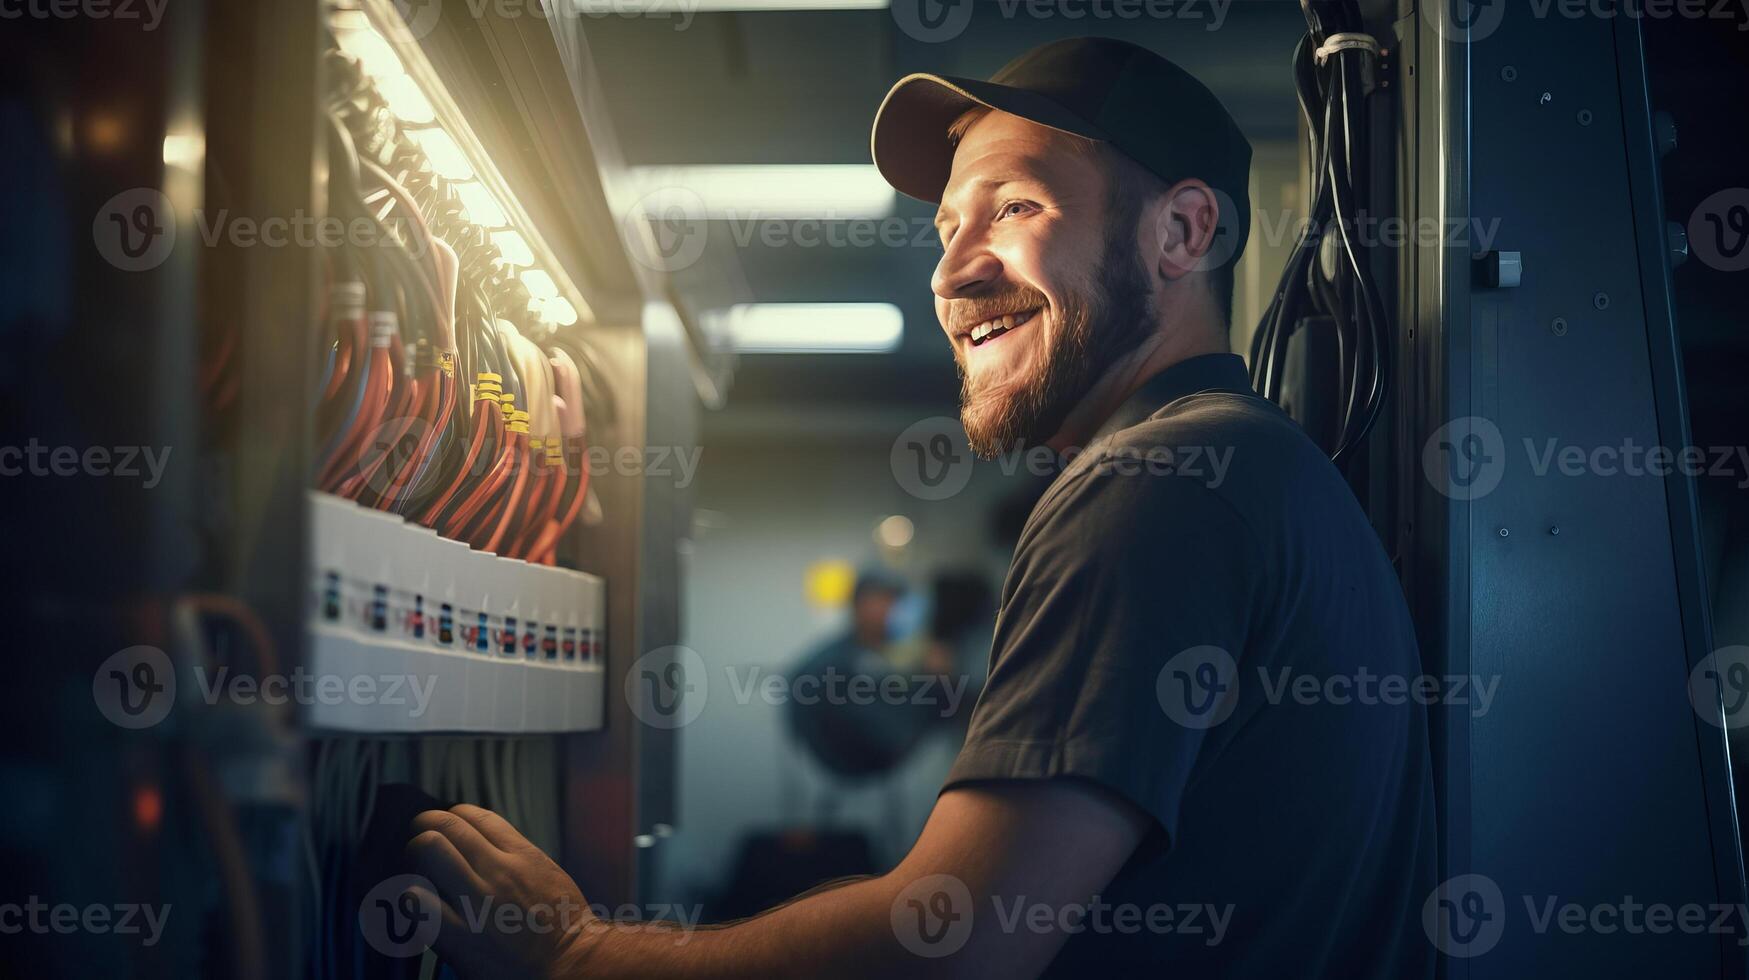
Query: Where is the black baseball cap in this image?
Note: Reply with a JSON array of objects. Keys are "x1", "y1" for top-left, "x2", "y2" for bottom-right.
[{"x1": 870, "y1": 36, "x2": 1253, "y2": 261}]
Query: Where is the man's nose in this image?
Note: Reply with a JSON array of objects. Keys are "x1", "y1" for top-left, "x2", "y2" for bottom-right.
[{"x1": 932, "y1": 239, "x2": 1003, "y2": 300}]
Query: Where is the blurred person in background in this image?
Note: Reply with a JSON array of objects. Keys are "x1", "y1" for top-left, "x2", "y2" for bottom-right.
[{"x1": 784, "y1": 566, "x2": 933, "y2": 783}]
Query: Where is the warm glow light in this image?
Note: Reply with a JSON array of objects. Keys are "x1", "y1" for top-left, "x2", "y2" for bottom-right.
[
  {"x1": 804, "y1": 559, "x2": 856, "y2": 608},
  {"x1": 520, "y1": 269, "x2": 559, "y2": 299},
  {"x1": 329, "y1": 8, "x2": 372, "y2": 31},
  {"x1": 327, "y1": 3, "x2": 596, "y2": 328},
  {"x1": 876, "y1": 515, "x2": 914, "y2": 549},
  {"x1": 86, "y1": 113, "x2": 126, "y2": 154},
  {"x1": 579, "y1": 0, "x2": 886, "y2": 9},
  {"x1": 626, "y1": 164, "x2": 895, "y2": 219},
  {"x1": 453, "y1": 181, "x2": 508, "y2": 227},
  {"x1": 703, "y1": 303, "x2": 902, "y2": 353},
  {"x1": 376, "y1": 74, "x2": 435, "y2": 125},
  {"x1": 543, "y1": 297, "x2": 580, "y2": 326},
  {"x1": 491, "y1": 230, "x2": 535, "y2": 267},
  {"x1": 334, "y1": 28, "x2": 404, "y2": 80},
  {"x1": 162, "y1": 132, "x2": 205, "y2": 169},
  {"x1": 410, "y1": 129, "x2": 473, "y2": 180}
]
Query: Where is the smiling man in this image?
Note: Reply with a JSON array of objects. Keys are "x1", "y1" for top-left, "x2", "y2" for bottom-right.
[{"x1": 405, "y1": 37, "x2": 1435, "y2": 979}]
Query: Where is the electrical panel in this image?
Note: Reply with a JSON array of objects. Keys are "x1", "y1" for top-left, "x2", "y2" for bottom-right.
[{"x1": 307, "y1": 491, "x2": 606, "y2": 733}]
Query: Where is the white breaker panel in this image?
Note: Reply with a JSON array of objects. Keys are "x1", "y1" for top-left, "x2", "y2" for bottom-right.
[{"x1": 305, "y1": 491, "x2": 606, "y2": 733}]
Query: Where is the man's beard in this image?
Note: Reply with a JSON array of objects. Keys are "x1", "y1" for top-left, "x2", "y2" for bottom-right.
[{"x1": 955, "y1": 228, "x2": 1155, "y2": 459}]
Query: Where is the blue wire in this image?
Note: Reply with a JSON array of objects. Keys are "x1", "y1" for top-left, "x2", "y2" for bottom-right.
[{"x1": 316, "y1": 248, "x2": 391, "y2": 468}]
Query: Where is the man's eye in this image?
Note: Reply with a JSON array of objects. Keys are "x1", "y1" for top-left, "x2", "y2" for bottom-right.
[{"x1": 997, "y1": 201, "x2": 1036, "y2": 220}]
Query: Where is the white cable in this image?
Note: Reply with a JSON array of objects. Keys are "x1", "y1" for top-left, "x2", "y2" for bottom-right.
[{"x1": 1314, "y1": 31, "x2": 1378, "y2": 64}]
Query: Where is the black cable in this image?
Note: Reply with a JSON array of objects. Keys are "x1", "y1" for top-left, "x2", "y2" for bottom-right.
[{"x1": 1252, "y1": 0, "x2": 1390, "y2": 466}]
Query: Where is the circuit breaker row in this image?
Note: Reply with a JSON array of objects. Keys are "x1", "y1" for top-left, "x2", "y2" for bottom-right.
[{"x1": 305, "y1": 491, "x2": 605, "y2": 732}]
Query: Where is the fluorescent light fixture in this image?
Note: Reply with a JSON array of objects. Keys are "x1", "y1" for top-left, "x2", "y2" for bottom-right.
[
  {"x1": 453, "y1": 181, "x2": 508, "y2": 227},
  {"x1": 703, "y1": 302, "x2": 902, "y2": 354},
  {"x1": 410, "y1": 129, "x2": 473, "y2": 180},
  {"x1": 491, "y1": 230, "x2": 535, "y2": 267},
  {"x1": 334, "y1": 28, "x2": 404, "y2": 80},
  {"x1": 376, "y1": 74, "x2": 435, "y2": 125},
  {"x1": 576, "y1": 0, "x2": 886, "y2": 10},
  {"x1": 521, "y1": 269, "x2": 560, "y2": 300},
  {"x1": 626, "y1": 164, "x2": 894, "y2": 220}
]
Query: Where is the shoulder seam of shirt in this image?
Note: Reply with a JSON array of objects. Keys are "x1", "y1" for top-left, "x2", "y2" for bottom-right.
[{"x1": 1027, "y1": 450, "x2": 1270, "y2": 566}]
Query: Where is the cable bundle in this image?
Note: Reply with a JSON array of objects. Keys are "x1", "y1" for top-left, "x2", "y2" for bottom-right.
[
  {"x1": 1248, "y1": 0, "x2": 1392, "y2": 467},
  {"x1": 312, "y1": 43, "x2": 606, "y2": 565},
  {"x1": 306, "y1": 737, "x2": 562, "y2": 980}
]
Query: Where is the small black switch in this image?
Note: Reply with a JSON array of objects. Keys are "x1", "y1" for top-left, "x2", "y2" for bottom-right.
[{"x1": 1473, "y1": 250, "x2": 1523, "y2": 288}]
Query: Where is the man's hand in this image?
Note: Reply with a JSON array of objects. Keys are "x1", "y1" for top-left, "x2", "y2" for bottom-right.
[
  {"x1": 406, "y1": 803, "x2": 596, "y2": 980},
  {"x1": 405, "y1": 780, "x2": 1150, "y2": 979}
]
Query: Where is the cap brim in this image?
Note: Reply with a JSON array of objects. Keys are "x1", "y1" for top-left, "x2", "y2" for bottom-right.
[{"x1": 871, "y1": 73, "x2": 1110, "y2": 204}]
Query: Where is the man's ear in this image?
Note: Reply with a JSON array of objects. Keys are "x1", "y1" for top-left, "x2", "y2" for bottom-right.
[{"x1": 1148, "y1": 178, "x2": 1222, "y2": 281}]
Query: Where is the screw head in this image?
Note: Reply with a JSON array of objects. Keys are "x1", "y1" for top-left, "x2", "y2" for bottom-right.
[
  {"x1": 1498, "y1": 527, "x2": 1511, "y2": 538},
  {"x1": 1594, "y1": 292, "x2": 1611, "y2": 310},
  {"x1": 1578, "y1": 109, "x2": 1594, "y2": 126},
  {"x1": 1501, "y1": 65, "x2": 1518, "y2": 82},
  {"x1": 1551, "y1": 316, "x2": 1569, "y2": 336}
]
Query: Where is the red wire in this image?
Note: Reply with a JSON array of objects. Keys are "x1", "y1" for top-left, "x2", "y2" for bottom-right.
[
  {"x1": 347, "y1": 371, "x2": 429, "y2": 505},
  {"x1": 418, "y1": 392, "x2": 495, "y2": 526},
  {"x1": 478, "y1": 432, "x2": 533, "y2": 554},
  {"x1": 319, "y1": 344, "x2": 392, "y2": 492},
  {"x1": 337, "y1": 338, "x2": 415, "y2": 501},
  {"x1": 387, "y1": 372, "x2": 454, "y2": 514},
  {"x1": 441, "y1": 416, "x2": 514, "y2": 539},
  {"x1": 528, "y1": 436, "x2": 590, "y2": 565},
  {"x1": 509, "y1": 460, "x2": 562, "y2": 559},
  {"x1": 315, "y1": 312, "x2": 365, "y2": 444}
]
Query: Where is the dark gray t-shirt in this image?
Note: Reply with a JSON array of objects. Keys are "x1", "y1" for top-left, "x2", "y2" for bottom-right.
[{"x1": 943, "y1": 353, "x2": 1436, "y2": 978}]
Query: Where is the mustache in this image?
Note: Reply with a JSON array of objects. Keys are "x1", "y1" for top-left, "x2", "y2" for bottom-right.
[{"x1": 942, "y1": 287, "x2": 1050, "y2": 335}]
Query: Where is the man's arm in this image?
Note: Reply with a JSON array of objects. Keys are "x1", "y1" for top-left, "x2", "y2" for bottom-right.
[{"x1": 408, "y1": 779, "x2": 1150, "y2": 979}]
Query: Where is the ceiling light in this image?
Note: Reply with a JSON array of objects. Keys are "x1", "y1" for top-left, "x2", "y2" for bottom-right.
[
  {"x1": 542, "y1": 297, "x2": 580, "y2": 326},
  {"x1": 491, "y1": 230, "x2": 535, "y2": 267},
  {"x1": 521, "y1": 269, "x2": 560, "y2": 300},
  {"x1": 703, "y1": 303, "x2": 902, "y2": 354},
  {"x1": 410, "y1": 129, "x2": 473, "y2": 180},
  {"x1": 626, "y1": 164, "x2": 894, "y2": 220},
  {"x1": 453, "y1": 181, "x2": 508, "y2": 227},
  {"x1": 581, "y1": 0, "x2": 886, "y2": 9},
  {"x1": 334, "y1": 27, "x2": 404, "y2": 80},
  {"x1": 376, "y1": 74, "x2": 436, "y2": 125}
]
